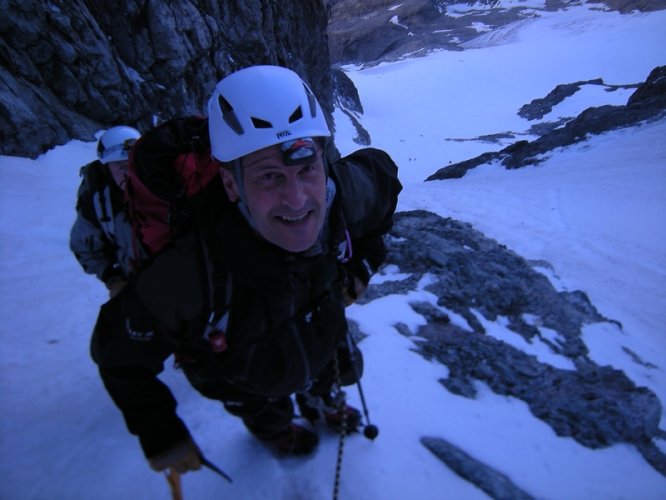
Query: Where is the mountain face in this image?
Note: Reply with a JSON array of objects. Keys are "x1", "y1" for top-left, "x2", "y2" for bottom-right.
[
  {"x1": 0, "y1": 1, "x2": 333, "y2": 158},
  {"x1": 327, "y1": 0, "x2": 666, "y2": 66}
]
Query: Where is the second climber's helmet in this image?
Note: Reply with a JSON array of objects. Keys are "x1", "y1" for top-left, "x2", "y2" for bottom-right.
[{"x1": 97, "y1": 126, "x2": 141, "y2": 164}]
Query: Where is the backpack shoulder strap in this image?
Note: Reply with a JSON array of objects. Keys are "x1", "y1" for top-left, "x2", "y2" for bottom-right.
[
  {"x1": 77, "y1": 160, "x2": 105, "y2": 197},
  {"x1": 197, "y1": 228, "x2": 233, "y2": 353}
]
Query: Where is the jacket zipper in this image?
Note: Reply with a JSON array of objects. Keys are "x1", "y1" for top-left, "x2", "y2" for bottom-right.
[{"x1": 286, "y1": 262, "x2": 311, "y2": 388}]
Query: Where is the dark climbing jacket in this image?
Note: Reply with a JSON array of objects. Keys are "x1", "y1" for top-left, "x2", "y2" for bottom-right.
[{"x1": 90, "y1": 146, "x2": 402, "y2": 459}]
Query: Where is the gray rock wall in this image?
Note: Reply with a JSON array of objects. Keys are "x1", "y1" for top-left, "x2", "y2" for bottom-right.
[{"x1": 0, "y1": 0, "x2": 333, "y2": 158}]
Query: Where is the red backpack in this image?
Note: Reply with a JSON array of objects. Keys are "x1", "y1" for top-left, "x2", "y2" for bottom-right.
[{"x1": 126, "y1": 116, "x2": 221, "y2": 267}]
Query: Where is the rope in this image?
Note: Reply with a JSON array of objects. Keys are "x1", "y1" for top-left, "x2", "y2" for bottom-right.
[{"x1": 332, "y1": 351, "x2": 348, "y2": 500}]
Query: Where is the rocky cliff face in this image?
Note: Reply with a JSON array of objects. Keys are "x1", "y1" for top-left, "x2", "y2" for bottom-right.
[
  {"x1": 0, "y1": 0, "x2": 333, "y2": 158},
  {"x1": 5, "y1": 1, "x2": 662, "y2": 159}
]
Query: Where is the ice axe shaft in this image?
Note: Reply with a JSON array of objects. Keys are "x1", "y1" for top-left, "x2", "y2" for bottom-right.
[
  {"x1": 165, "y1": 469, "x2": 183, "y2": 500},
  {"x1": 199, "y1": 452, "x2": 233, "y2": 483}
]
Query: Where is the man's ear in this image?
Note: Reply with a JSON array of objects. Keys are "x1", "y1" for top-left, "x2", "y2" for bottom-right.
[{"x1": 219, "y1": 168, "x2": 240, "y2": 202}]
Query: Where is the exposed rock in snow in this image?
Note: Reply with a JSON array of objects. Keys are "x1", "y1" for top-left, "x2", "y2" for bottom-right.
[
  {"x1": 422, "y1": 436, "x2": 535, "y2": 500},
  {"x1": 378, "y1": 210, "x2": 665, "y2": 475},
  {"x1": 427, "y1": 65, "x2": 666, "y2": 180},
  {"x1": 332, "y1": 68, "x2": 371, "y2": 146}
]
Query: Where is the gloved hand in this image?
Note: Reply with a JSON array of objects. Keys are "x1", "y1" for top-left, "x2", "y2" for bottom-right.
[
  {"x1": 105, "y1": 276, "x2": 127, "y2": 299},
  {"x1": 148, "y1": 437, "x2": 202, "y2": 474}
]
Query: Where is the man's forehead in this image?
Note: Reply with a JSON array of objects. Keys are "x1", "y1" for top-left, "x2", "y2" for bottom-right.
[{"x1": 243, "y1": 138, "x2": 320, "y2": 169}]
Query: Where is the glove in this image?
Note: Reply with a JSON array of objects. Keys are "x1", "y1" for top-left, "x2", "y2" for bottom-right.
[
  {"x1": 105, "y1": 276, "x2": 127, "y2": 298},
  {"x1": 148, "y1": 437, "x2": 202, "y2": 474}
]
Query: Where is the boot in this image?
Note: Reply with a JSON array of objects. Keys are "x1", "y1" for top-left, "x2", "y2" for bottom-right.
[
  {"x1": 296, "y1": 392, "x2": 361, "y2": 434},
  {"x1": 264, "y1": 423, "x2": 319, "y2": 456},
  {"x1": 322, "y1": 404, "x2": 362, "y2": 433}
]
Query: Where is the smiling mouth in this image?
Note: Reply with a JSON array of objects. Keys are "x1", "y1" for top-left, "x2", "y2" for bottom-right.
[{"x1": 276, "y1": 211, "x2": 311, "y2": 224}]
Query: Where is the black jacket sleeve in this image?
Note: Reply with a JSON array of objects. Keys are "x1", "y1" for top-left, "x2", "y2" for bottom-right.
[
  {"x1": 90, "y1": 283, "x2": 190, "y2": 458},
  {"x1": 90, "y1": 233, "x2": 207, "y2": 458},
  {"x1": 330, "y1": 148, "x2": 402, "y2": 288}
]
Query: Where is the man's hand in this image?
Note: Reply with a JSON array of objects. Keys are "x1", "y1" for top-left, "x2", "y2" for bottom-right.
[{"x1": 148, "y1": 438, "x2": 202, "y2": 474}]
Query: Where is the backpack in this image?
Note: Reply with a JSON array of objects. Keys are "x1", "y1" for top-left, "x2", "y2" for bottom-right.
[
  {"x1": 76, "y1": 160, "x2": 115, "y2": 208},
  {"x1": 76, "y1": 159, "x2": 127, "y2": 231},
  {"x1": 126, "y1": 116, "x2": 221, "y2": 265},
  {"x1": 77, "y1": 160, "x2": 102, "y2": 196}
]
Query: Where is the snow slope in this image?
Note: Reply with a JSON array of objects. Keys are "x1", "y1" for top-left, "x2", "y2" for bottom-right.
[{"x1": 1, "y1": 3, "x2": 665, "y2": 499}]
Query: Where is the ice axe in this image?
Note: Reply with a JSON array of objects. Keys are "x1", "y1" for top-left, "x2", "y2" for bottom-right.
[
  {"x1": 164, "y1": 453, "x2": 232, "y2": 500},
  {"x1": 198, "y1": 452, "x2": 233, "y2": 483}
]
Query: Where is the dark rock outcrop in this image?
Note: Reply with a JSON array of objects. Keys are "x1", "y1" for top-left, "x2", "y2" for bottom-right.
[
  {"x1": 427, "y1": 65, "x2": 666, "y2": 180},
  {"x1": 422, "y1": 437, "x2": 535, "y2": 500},
  {"x1": 332, "y1": 68, "x2": 370, "y2": 145},
  {"x1": 517, "y1": 78, "x2": 631, "y2": 121},
  {"x1": 0, "y1": 0, "x2": 333, "y2": 158},
  {"x1": 376, "y1": 210, "x2": 665, "y2": 475},
  {"x1": 589, "y1": 0, "x2": 666, "y2": 12}
]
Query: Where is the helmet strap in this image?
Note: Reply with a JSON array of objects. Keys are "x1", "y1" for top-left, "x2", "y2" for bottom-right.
[{"x1": 231, "y1": 158, "x2": 256, "y2": 229}]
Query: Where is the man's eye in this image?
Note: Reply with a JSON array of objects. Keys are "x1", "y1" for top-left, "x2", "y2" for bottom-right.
[
  {"x1": 301, "y1": 163, "x2": 320, "y2": 176},
  {"x1": 258, "y1": 172, "x2": 282, "y2": 184}
]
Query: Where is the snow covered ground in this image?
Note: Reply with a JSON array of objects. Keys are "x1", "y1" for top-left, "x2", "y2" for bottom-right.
[{"x1": 1, "y1": 3, "x2": 665, "y2": 499}]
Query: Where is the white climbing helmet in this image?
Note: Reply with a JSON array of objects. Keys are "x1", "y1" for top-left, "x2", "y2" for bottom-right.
[
  {"x1": 207, "y1": 65, "x2": 331, "y2": 162},
  {"x1": 97, "y1": 126, "x2": 141, "y2": 164}
]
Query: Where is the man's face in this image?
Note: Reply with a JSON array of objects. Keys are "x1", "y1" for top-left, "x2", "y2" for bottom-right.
[
  {"x1": 221, "y1": 143, "x2": 328, "y2": 253},
  {"x1": 107, "y1": 160, "x2": 129, "y2": 188}
]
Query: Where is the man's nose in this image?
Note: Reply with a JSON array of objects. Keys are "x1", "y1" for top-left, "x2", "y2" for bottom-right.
[{"x1": 279, "y1": 176, "x2": 308, "y2": 208}]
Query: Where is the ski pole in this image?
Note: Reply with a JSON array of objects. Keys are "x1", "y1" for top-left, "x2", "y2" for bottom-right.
[
  {"x1": 355, "y1": 378, "x2": 379, "y2": 440},
  {"x1": 346, "y1": 332, "x2": 379, "y2": 440},
  {"x1": 198, "y1": 452, "x2": 233, "y2": 483}
]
